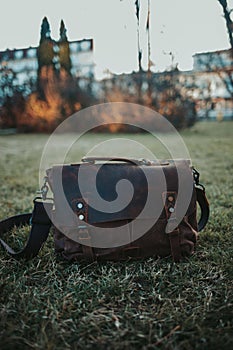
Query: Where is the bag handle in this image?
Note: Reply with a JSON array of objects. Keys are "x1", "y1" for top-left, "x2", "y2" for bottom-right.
[{"x1": 81, "y1": 156, "x2": 152, "y2": 165}]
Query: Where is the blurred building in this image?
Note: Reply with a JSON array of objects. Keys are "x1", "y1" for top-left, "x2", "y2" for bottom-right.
[
  {"x1": 0, "y1": 38, "x2": 94, "y2": 95},
  {"x1": 94, "y1": 48, "x2": 233, "y2": 121},
  {"x1": 193, "y1": 49, "x2": 232, "y2": 71},
  {"x1": 191, "y1": 49, "x2": 233, "y2": 120},
  {"x1": 0, "y1": 39, "x2": 232, "y2": 121}
]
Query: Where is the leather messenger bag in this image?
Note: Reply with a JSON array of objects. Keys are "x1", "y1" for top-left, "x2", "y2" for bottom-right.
[{"x1": 0, "y1": 157, "x2": 209, "y2": 262}]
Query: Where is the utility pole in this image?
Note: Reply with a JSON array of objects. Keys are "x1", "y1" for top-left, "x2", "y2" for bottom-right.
[
  {"x1": 146, "y1": 0, "x2": 151, "y2": 73},
  {"x1": 146, "y1": 0, "x2": 152, "y2": 105},
  {"x1": 135, "y1": 0, "x2": 142, "y2": 71}
]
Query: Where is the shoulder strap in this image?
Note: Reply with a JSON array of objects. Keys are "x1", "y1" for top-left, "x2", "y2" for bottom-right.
[
  {"x1": 0, "y1": 200, "x2": 52, "y2": 260},
  {"x1": 196, "y1": 187, "x2": 210, "y2": 231},
  {"x1": 192, "y1": 168, "x2": 209, "y2": 231}
]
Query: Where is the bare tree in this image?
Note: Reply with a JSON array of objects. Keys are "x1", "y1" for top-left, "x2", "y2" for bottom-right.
[
  {"x1": 216, "y1": 0, "x2": 233, "y2": 97},
  {"x1": 217, "y1": 0, "x2": 233, "y2": 58}
]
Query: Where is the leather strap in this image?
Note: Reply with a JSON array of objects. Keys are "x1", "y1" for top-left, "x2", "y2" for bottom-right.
[
  {"x1": 165, "y1": 187, "x2": 209, "y2": 262},
  {"x1": 77, "y1": 227, "x2": 94, "y2": 261},
  {"x1": 0, "y1": 200, "x2": 52, "y2": 260},
  {"x1": 168, "y1": 229, "x2": 182, "y2": 262}
]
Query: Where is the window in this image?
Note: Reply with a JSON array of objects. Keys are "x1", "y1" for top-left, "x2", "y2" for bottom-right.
[
  {"x1": 80, "y1": 40, "x2": 91, "y2": 51},
  {"x1": 70, "y1": 42, "x2": 79, "y2": 53},
  {"x1": 27, "y1": 48, "x2": 36, "y2": 58},
  {"x1": 15, "y1": 50, "x2": 23, "y2": 59}
]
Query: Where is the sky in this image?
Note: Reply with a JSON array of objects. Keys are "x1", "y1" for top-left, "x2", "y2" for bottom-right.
[{"x1": 0, "y1": 0, "x2": 232, "y2": 79}]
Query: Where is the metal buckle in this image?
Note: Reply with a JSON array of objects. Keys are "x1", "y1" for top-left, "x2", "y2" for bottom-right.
[
  {"x1": 192, "y1": 167, "x2": 205, "y2": 191},
  {"x1": 139, "y1": 158, "x2": 151, "y2": 166},
  {"x1": 37, "y1": 176, "x2": 49, "y2": 200},
  {"x1": 77, "y1": 226, "x2": 90, "y2": 240}
]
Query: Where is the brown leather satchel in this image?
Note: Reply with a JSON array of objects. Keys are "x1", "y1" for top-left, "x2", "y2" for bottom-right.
[{"x1": 0, "y1": 157, "x2": 209, "y2": 262}]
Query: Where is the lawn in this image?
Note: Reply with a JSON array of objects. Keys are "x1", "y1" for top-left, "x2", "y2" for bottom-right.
[{"x1": 0, "y1": 121, "x2": 233, "y2": 350}]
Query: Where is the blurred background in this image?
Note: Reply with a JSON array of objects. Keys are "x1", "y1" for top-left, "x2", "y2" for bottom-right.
[{"x1": 0, "y1": 0, "x2": 232, "y2": 133}]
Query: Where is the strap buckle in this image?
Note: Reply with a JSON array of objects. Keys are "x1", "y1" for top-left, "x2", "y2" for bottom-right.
[
  {"x1": 192, "y1": 167, "x2": 205, "y2": 191},
  {"x1": 37, "y1": 176, "x2": 49, "y2": 201}
]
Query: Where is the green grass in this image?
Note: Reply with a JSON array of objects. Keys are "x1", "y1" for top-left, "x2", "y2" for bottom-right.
[{"x1": 0, "y1": 121, "x2": 233, "y2": 350}]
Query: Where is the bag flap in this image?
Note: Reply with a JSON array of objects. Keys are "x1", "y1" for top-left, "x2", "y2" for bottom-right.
[{"x1": 47, "y1": 160, "x2": 195, "y2": 224}]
